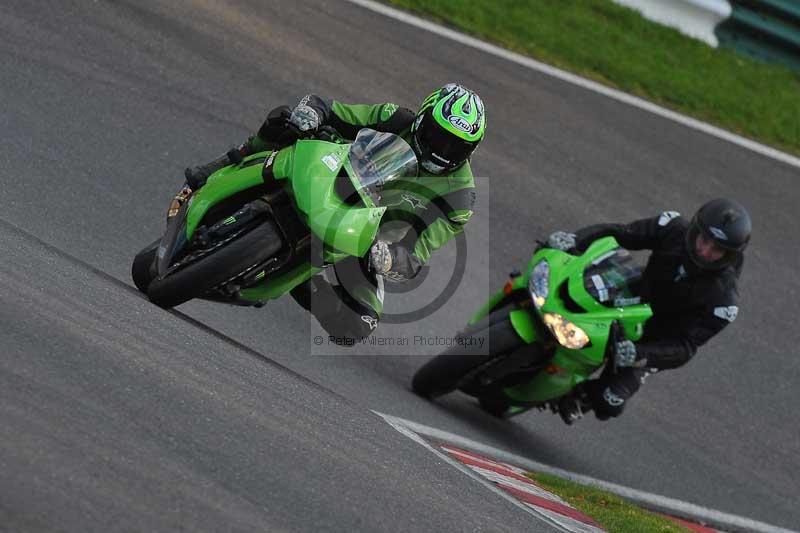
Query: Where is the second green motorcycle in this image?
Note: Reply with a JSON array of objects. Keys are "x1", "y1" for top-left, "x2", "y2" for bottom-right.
[{"x1": 412, "y1": 237, "x2": 652, "y2": 420}]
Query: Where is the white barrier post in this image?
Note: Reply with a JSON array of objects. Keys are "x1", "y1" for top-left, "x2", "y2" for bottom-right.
[{"x1": 612, "y1": 0, "x2": 733, "y2": 47}]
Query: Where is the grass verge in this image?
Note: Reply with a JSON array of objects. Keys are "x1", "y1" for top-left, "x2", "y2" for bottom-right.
[
  {"x1": 385, "y1": 0, "x2": 800, "y2": 156},
  {"x1": 528, "y1": 472, "x2": 691, "y2": 532}
]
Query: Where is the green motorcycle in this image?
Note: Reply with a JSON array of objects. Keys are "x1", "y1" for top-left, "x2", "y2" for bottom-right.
[
  {"x1": 131, "y1": 128, "x2": 417, "y2": 309},
  {"x1": 412, "y1": 238, "x2": 653, "y2": 419}
]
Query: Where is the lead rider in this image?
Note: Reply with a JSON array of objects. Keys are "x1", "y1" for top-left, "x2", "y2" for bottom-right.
[{"x1": 179, "y1": 84, "x2": 486, "y2": 341}]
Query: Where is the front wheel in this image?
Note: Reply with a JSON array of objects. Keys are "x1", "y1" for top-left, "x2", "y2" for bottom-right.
[
  {"x1": 131, "y1": 238, "x2": 161, "y2": 294},
  {"x1": 146, "y1": 219, "x2": 282, "y2": 309},
  {"x1": 411, "y1": 312, "x2": 524, "y2": 399}
]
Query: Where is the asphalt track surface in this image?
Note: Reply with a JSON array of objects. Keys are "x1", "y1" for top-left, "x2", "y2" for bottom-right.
[{"x1": 1, "y1": 0, "x2": 797, "y2": 531}]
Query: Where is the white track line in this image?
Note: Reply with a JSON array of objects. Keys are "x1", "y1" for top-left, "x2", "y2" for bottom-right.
[
  {"x1": 381, "y1": 415, "x2": 574, "y2": 532},
  {"x1": 344, "y1": 0, "x2": 800, "y2": 170},
  {"x1": 376, "y1": 412, "x2": 798, "y2": 533}
]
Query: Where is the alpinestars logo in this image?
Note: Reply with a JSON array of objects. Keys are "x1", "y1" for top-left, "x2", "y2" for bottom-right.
[
  {"x1": 658, "y1": 211, "x2": 680, "y2": 226},
  {"x1": 449, "y1": 211, "x2": 473, "y2": 224},
  {"x1": 402, "y1": 194, "x2": 426, "y2": 210},
  {"x1": 603, "y1": 387, "x2": 625, "y2": 407},
  {"x1": 361, "y1": 315, "x2": 378, "y2": 330},
  {"x1": 380, "y1": 103, "x2": 398, "y2": 121},
  {"x1": 713, "y1": 306, "x2": 739, "y2": 322}
]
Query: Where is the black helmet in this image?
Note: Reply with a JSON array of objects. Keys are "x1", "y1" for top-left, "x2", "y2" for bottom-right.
[
  {"x1": 410, "y1": 84, "x2": 486, "y2": 175},
  {"x1": 685, "y1": 198, "x2": 751, "y2": 270}
]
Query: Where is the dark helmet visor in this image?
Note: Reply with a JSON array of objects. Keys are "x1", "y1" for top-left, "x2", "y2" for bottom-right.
[
  {"x1": 685, "y1": 219, "x2": 739, "y2": 271},
  {"x1": 415, "y1": 114, "x2": 476, "y2": 172}
]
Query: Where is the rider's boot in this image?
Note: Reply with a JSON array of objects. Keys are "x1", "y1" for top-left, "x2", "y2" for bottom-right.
[
  {"x1": 557, "y1": 385, "x2": 593, "y2": 425},
  {"x1": 182, "y1": 105, "x2": 295, "y2": 191},
  {"x1": 184, "y1": 142, "x2": 252, "y2": 190},
  {"x1": 169, "y1": 140, "x2": 254, "y2": 220}
]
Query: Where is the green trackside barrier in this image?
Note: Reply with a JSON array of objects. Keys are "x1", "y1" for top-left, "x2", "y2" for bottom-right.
[{"x1": 716, "y1": 0, "x2": 800, "y2": 72}]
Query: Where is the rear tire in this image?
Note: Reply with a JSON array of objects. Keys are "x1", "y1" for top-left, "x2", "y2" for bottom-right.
[
  {"x1": 131, "y1": 238, "x2": 161, "y2": 294},
  {"x1": 411, "y1": 312, "x2": 523, "y2": 399},
  {"x1": 147, "y1": 219, "x2": 282, "y2": 309}
]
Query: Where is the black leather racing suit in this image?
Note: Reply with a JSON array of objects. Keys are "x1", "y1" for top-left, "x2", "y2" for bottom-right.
[{"x1": 574, "y1": 211, "x2": 742, "y2": 419}]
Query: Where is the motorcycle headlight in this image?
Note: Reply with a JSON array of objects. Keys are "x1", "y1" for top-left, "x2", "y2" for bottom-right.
[
  {"x1": 542, "y1": 313, "x2": 589, "y2": 349},
  {"x1": 529, "y1": 260, "x2": 549, "y2": 309}
]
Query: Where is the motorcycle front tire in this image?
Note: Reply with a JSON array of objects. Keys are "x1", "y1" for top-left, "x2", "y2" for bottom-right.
[
  {"x1": 146, "y1": 219, "x2": 282, "y2": 309},
  {"x1": 411, "y1": 311, "x2": 523, "y2": 399}
]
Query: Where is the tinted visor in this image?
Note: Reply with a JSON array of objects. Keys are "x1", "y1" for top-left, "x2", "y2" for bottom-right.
[
  {"x1": 415, "y1": 114, "x2": 475, "y2": 171},
  {"x1": 686, "y1": 221, "x2": 739, "y2": 271}
]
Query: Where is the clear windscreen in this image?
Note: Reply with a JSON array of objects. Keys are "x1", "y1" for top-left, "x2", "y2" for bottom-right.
[
  {"x1": 583, "y1": 249, "x2": 643, "y2": 307},
  {"x1": 347, "y1": 129, "x2": 418, "y2": 205}
]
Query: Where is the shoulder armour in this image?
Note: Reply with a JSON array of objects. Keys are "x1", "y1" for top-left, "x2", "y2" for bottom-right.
[{"x1": 658, "y1": 211, "x2": 681, "y2": 227}]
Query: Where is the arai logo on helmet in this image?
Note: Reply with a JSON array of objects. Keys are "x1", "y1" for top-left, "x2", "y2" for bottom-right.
[{"x1": 448, "y1": 115, "x2": 473, "y2": 133}]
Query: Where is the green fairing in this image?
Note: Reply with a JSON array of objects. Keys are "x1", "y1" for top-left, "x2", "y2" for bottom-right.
[
  {"x1": 468, "y1": 237, "x2": 653, "y2": 405},
  {"x1": 172, "y1": 133, "x2": 402, "y2": 306},
  {"x1": 185, "y1": 142, "x2": 384, "y2": 259},
  {"x1": 509, "y1": 309, "x2": 537, "y2": 344},
  {"x1": 288, "y1": 140, "x2": 385, "y2": 258},
  {"x1": 184, "y1": 157, "x2": 266, "y2": 239}
]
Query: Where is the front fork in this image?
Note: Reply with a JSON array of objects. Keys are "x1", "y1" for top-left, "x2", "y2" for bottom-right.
[{"x1": 469, "y1": 271, "x2": 588, "y2": 406}]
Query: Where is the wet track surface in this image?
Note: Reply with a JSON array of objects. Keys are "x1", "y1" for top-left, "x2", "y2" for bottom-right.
[{"x1": 1, "y1": 0, "x2": 798, "y2": 530}]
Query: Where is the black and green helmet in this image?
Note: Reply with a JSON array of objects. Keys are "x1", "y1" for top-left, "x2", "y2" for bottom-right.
[{"x1": 411, "y1": 83, "x2": 486, "y2": 174}]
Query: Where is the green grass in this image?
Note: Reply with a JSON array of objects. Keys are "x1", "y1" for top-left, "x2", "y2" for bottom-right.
[
  {"x1": 385, "y1": 0, "x2": 800, "y2": 156},
  {"x1": 528, "y1": 472, "x2": 690, "y2": 532}
]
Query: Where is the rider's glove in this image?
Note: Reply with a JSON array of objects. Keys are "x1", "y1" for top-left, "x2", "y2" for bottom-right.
[
  {"x1": 614, "y1": 340, "x2": 648, "y2": 368},
  {"x1": 288, "y1": 104, "x2": 321, "y2": 136},
  {"x1": 369, "y1": 240, "x2": 393, "y2": 276},
  {"x1": 369, "y1": 241, "x2": 421, "y2": 282},
  {"x1": 547, "y1": 231, "x2": 577, "y2": 251}
]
